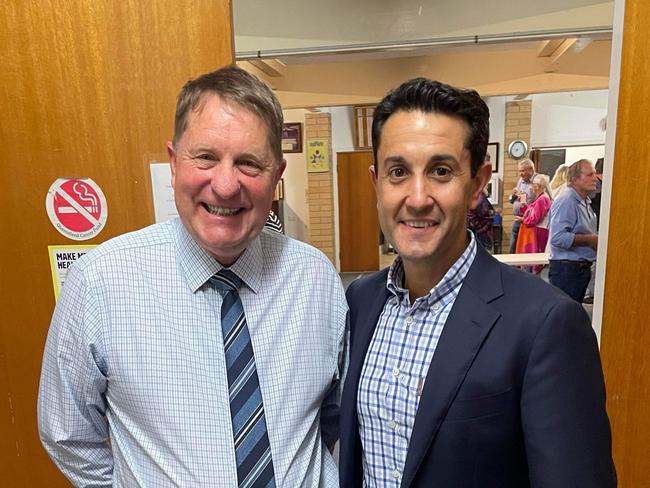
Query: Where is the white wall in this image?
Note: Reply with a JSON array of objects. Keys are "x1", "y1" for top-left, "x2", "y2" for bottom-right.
[
  {"x1": 484, "y1": 90, "x2": 608, "y2": 174},
  {"x1": 531, "y1": 90, "x2": 608, "y2": 147},
  {"x1": 327, "y1": 106, "x2": 356, "y2": 151},
  {"x1": 486, "y1": 96, "x2": 506, "y2": 176},
  {"x1": 565, "y1": 145, "x2": 605, "y2": 164},
  {"x1": 281, "y1": 109, "x2": 310, "y2": 241}
]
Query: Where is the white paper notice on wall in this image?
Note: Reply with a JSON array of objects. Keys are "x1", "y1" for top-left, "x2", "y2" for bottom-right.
[{"x1": 150, "y1": 162, "x2": 178, "y2": 223}]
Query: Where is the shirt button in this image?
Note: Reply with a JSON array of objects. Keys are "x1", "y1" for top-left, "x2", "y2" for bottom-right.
[
  {"x1": 392, "y1": 368, "x2": 401, "y2": 378},
  {"x1": 406, "y1": 315, "x2": 414, "y2": 325},
  {"x1": 433, "y1": 302, "x2": 441, "y2": 311},
  {"x1": 393, "y1": 469, "x2": 401, "y2": 479},
  {"x1": 388, "y1": 420, "x2": 397, "y2": 430}
]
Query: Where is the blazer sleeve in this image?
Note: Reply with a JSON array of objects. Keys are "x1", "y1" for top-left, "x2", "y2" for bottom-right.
[{"x1": 521, "y1": 299, "x2": 616, "y2": 487}]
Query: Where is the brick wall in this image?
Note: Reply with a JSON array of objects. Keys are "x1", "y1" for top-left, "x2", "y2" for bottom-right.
[
  {"x1": 502, "y1": 100, "x2": 532, "y2": 249},
  {"x1": 305, "y1": 113, "x2": 335, "y2": 263}
]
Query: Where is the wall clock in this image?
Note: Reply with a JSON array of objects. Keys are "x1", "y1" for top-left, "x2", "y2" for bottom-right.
[{"x1": 507, "y1": 139, "x2": 528, "y2": 159}]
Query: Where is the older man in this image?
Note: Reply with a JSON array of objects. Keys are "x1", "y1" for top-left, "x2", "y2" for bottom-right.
[
  {"x1": 38, "y1": 66, "x2": 347, "y2": 487},
  {"x1": 339, "y1": 78, "x2": 615, "y2": 487},
  {"x1": 549, "y1": 159, "x2": 599, "y2": 302},
  {"x1": 508, "y1": 159, "x2": 536, "y2": 253}
]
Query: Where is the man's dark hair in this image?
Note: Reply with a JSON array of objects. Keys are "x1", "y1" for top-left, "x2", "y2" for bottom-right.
[
  {"x1": 595, "y1": 157, "x2": 604, "y2": 174},
  {"x1": 172, "y1": 65, "x2": 284, "y2": 163},
  {"x1": 372, "y1": 78, "x2": 489, "y2": 177}
]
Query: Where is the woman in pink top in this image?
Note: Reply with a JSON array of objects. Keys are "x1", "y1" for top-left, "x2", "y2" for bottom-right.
[{"x1": 516, "y1": 174, "x2": 552, "y2": 273}]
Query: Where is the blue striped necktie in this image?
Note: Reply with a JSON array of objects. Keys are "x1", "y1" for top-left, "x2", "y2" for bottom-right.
[{"x1": 212, "y1": 269, "x2": 276, "y2": 488}]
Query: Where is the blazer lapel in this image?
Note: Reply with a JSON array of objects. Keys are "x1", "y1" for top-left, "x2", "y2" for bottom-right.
[
  {"x1": 340, "y1": 271, "x2": 390, "y2": 486},
  {"x1": 400, "y1": 249, "x2": 504, "y2": 488},
  {"x1": 344, "y1": 272, "x2": 391, "y2": 410}
]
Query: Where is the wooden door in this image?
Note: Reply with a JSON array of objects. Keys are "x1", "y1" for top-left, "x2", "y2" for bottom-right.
[
  {"x1": 337, "y1": 151, "x2": 380, "y2": 272},
  {"x1": 599, "y1": 0, "x2": 650, "y2": 485},
  {"x1": 0, "y1": 1, "x2": 233, "y2": 485}
]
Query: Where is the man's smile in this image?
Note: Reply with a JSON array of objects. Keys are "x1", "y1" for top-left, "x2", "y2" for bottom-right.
[
  {"x1": 203, "y1": 204, "x2": 243, "y2": 216},
  {"x1": 401, "y1": 220, "x2": 437, "y2": 229}
]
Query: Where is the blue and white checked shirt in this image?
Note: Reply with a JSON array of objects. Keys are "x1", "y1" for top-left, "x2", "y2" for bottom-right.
[
  {"x1": 357, "y1": 234, "x2": 477, "y2": 487},
  {"x1": 38, "y1": 218, "x2": 347, "y2": 487}
]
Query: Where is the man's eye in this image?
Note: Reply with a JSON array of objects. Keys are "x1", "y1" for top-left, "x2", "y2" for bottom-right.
[
  {"x1": 388, "y1": 167, "x2": 406, "y2": 178},
  {"x1": 238, "y1": 160, "x2": 264, "y2": 175},
  {"x1": 432, "y1": 167, "x2": 452, "y2": 179}
]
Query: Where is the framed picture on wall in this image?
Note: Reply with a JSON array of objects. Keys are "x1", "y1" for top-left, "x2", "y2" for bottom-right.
[
  {"x1": 486, "y1": 174, "x2": 500, "y2": 205},
  {"x1": 353, "y1": 105, "x2": 375, "y2": 149},
  {"x1": 282, "y1": 123, "x2": 302, "y2": 153},
  {"x1": 487, "y1": 142, "x2": 499, "y2": 172}
]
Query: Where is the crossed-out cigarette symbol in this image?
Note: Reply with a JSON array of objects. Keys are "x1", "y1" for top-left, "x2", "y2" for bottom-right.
[{"x1": 56, "y1": 182, "x2": 99, "y2": 215}]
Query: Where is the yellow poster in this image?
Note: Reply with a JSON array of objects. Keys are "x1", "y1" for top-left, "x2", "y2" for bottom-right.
[
  {"x1": 307, "y1": 139, "x2": 330, "y2": 173},
  {"x1": 48, "y1": 245, "x2": 97, "y2": 300}
]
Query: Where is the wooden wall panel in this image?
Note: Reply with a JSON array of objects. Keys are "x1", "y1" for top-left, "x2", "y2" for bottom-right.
[
  {"x1": 599, "y1": 0, "x2": 650, "y2": 485},
  {"x1": 0, "y1": 1, "x2": 233, "y2": 485}
]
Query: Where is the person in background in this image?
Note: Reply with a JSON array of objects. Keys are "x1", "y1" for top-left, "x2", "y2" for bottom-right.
[
  {"x1": 38, "y1": 65, "x2": 347, "y2": 487},
  {"x1": 508, "y1": 159, "x2": 536, "y2": 253},
  {"x1": 515, "y1": 173, "x2": 552, "y2": 273},
  {"x1": 339, "y1": 77, "x2": 615, "y2": 488},
  {"x1": 265, "y1": 208, "x2": 284, "y2": 233},
  {"x1": 584, "y1": 157, "x2": 605, "y2": 303},
  {"x1": 467, "y1": 154, "x2": 495, "y2": 251},
  {"x1": 590, "y1": 157, "x2": 604, "y2": 227},
  {"x1": 549, "y1": 159, "x2": 599, "y2": 303},
  {"x1": 549, "y1": 163, "x2": 568, "y2": 199}
]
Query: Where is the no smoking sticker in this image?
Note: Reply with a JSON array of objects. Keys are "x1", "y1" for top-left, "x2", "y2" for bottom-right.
[{"x1": 46, "y1": 177, "x2": 108, "y2": 241}]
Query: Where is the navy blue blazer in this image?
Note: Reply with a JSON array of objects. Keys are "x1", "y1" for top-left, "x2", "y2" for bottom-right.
[{"x1": 339, "y1": 246, "x2": 615, "y2": 488}]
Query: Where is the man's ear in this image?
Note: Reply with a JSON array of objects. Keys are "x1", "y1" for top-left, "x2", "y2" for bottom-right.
[
  {"x1": 276, "y1": 158, "x2": 287, "y2": 181},
  {"x1": 369, "y1": 164, "x2": 378, "y2": 191},
  {"x1": 167, "y1": 142, "x2": 177, "y2": 189},
  {"x1": 470, "y1": 161, "x2": 492, "y2": 209}
]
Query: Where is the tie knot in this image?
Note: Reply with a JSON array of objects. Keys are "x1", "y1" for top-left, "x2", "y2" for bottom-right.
[{"x1": 212, "y1": 268, "x2": 243, "y2": 292}]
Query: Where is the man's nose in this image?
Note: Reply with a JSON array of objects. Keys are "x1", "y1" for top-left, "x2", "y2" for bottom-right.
[
  {"x1": 210, "y1": 163, "x2": 241, "y2": 199},
  {"x1": 406, "y1": 175, "x2": 434, "y2": 210}
]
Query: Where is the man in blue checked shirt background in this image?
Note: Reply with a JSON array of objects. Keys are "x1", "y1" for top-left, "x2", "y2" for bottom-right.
[
  {"x1": 339, "y1": 78, "x2": 615, "y2": 488},
  {"x1": 38, "y1": 65, "x2": 347, "y2": 487}
]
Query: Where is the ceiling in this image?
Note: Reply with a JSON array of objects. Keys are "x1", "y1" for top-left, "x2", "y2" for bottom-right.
[{"x1": 233, "y1": 0, "x2": 614, "y2": 108}]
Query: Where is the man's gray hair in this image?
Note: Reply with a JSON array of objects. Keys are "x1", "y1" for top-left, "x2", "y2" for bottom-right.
[
  {"x1": 172, "y1": 65, "x2": 284, "y2": 163},
  {"x1": 567, "y1": 159, "x2": 593, "y2": 183},
  {"x1": 518, "y1": 158, "x2": 535, "y2": 171}
]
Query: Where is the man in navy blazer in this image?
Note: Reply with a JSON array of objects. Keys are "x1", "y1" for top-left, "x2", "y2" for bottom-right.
[{"x1": 339, "y1": 78, "x2": 615, "y2": 487}]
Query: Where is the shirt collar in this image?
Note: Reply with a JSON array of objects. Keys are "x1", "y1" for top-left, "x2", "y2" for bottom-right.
[
  {"x1": 568, "y1": 186, "x2": 591, "y2": 205},
  {"x1": 173, "y1": 218, "x2": 262, "y2": 294},
  {"x1": 520, "y1": 173, "x2": 536, "y2": 185},
  {"x1": 386, "y1": 232, "x2": 478, "y2": 305}
]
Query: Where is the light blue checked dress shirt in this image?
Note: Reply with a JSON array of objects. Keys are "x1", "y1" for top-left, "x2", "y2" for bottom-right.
[
  {"x1": 38, "y1": 218, "x2": 347, "y2": 487},
  {"x1": 357, "y1": 234, "x2": 477, "y2": 487}
]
